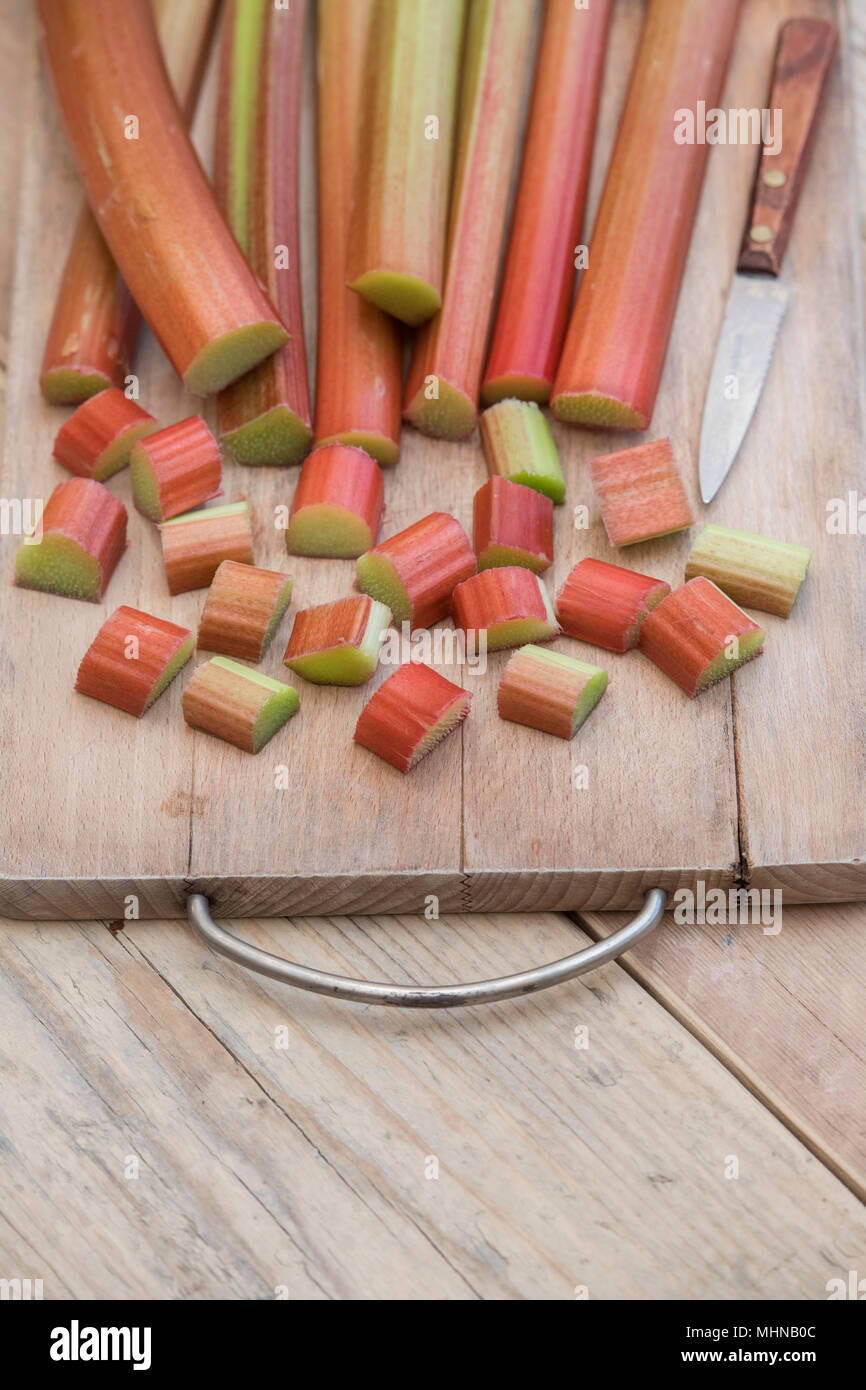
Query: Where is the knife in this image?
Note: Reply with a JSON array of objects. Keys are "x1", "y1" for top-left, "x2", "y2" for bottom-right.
[{"x1": 698, "y1": 17, "x2": 838, "y2": 505}]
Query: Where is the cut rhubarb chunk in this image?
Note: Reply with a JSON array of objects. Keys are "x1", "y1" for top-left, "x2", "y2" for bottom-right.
[
  {"x1": 160, "y1": 500, "x2": 253, "y2": 595},
  {"x1": 556, "y1": 556, "x2": 670, "y2": 652},
  {"x1": 183, "y1": 657, "x2": 299, "y2": 753},
  {"x1": 353, "y1": 662, "x2": 471, "y2": 773},
  {"x1": 53, "y1": 388, "x2": 158, "y2": 480},
  {"x1": 685, "y1": 525, "x2": 812, "y2": 618},
  {"x1": 284, "y1": 594, "x2": 391, "y2": 686},
  {"x1": 588, "y1": 437, "x2": 693, "y2": 546},
  {"x1": 14, "y1": 477, "x2": 127, "y2": 602},
  {"x1": 356, "y1": 512, "x2": 476, "y2": 629},
  {"x1": 75, "y1": 605, "x2": 194, "y2": 716},
  {"x1": 498, "y1": 643, "x2": 608, "y2": 739},
  {"x1": 639, "y1": 576, "x2": 766, "y2": 697},
  {"x1": 473, "y1": 477, "x2": 553, "y2": 574},
  {"x1": 479, "y1": 399, "x2": 566, "y2": 505},
  {"x1": 287, "y1": 444, "x2": 384, "y2": 558},
  {"x1": 197, "y1": 560, "x2": 293, "y2": 662},
  {"x1": 451, "y1": 566, "x2": 559, "y2": 655},
  {"x1": 130, "y1": 415, "x2": 222, "y2": 522}
]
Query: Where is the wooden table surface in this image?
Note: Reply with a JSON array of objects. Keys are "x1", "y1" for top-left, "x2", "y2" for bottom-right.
[{"x1": 1, "y1": 1, "x2": 863, "y2": 1299}]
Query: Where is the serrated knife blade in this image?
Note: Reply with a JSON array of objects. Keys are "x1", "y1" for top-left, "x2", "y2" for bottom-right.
[
  {"x1": 698, "y1": 274, "x2": 788, "y2": 504},
  {"x1": 697, "y1": 16, "x2": 838, "y2": 505}
]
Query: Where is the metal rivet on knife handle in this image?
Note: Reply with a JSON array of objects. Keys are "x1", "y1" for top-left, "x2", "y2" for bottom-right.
[{"x1": 737, "y1": 17, "x2": 839, "y2": 277}]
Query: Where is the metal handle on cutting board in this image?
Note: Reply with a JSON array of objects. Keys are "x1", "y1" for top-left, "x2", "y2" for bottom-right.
[{"x1": 186, "y1": 889, "x2": 666, "y2": 1009}]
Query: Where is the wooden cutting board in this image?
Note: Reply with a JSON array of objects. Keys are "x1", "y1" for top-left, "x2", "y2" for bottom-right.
[{"x1": 2, "y1": 0, "x2": 863, "y2": 921}]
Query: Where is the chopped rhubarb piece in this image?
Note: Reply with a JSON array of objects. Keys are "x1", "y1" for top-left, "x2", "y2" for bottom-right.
[
  {"x1": 479, "y1": 399, "x2": 566, "y2": 505},
  {"x1": 347, "y1": 0, "x2": 465, "y2": 326},
  {"x1": 160, "y1": 501, "x2": 253, "y2": 596},
  {"x1": 53, "y1": 388, "x2": 158, "y2": 480},
  {"x1": 75, "y1": 606, "x2": 194, "y2": 716},
  {"x1": 356, "y1": 512, "x2": 476, "y2": 630},
  {"x1": 14, "y1": 478, "x2": 127, "y2": 602},
  {"x1": 354, "y1": 662, "x2": 471, "y2": 773},
  {"x1": 473, "y1": 477, "x2": 553, "y2": 574},
  {"x1": 639, "y1": 576, "x2": 766, "y2": 697},
  {"x1": 481, "y1": 0, "x2": 612, "y2": 405},
  {"x1": 403, "y1": 0, "x2": 535, "y2": 438},
  {"x1": 588, "y1": 438, "x2": 693, "y2": 547},
  {"x1": 38, "y1": 0, "x2": 288, "y2": 395},
  {"x1": 197, "y1": 561, "x2": 293, "y2": 662},
  {"x1": 551, "y1": 0, "x2": 741, "y2": 430},
  {"x1": 498, "y1": 644, "x2": 608, "y2": 740},
  {"x1": 130, "y1": 415, "x2": 223, "y2": 522},
  {"x1": 451, "y1": 566, "x2": 559, "y2": 655},
  {"x1": 556, "y1": 557, "x2": 670, "y2": 652},
  {"x1": 215, "y1": 0, "x2": 312, "y2": 464},
  {"x1": 183, "y1": 656, "x2": 299, "y2": 753},
  {"x1": 314, "y1": 0, "x2": 403, "y2": 466},
  {"x1": 283, "y1": 595, "x2": 391, "y2": 686},
  {"x1": 685, "y1": 525, "x2": 812, "y2": 619},
  {"x1": 287, "y1": 444, "x2": 384, "y2": 559}
]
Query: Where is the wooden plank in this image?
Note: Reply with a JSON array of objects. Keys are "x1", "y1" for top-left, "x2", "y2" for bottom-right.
[
  {"x1": 579, "y1": 902, "x2": 866, "y2": 1201},
  {"x1": 1, "y1": 908, "x2": 864, "y2": 1299},
  {"x1": 1, "y1": 0, "x2": 863, "y2": 919}
]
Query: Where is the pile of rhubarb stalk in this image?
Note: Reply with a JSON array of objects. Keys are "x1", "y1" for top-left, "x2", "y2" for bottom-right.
[{"x1": 18, "y1": 0, "x2": 812, "y2": 770}]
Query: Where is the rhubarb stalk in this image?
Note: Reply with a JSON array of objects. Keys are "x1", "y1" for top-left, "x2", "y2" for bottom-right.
[
  {"x1": 39, "y1": 0, "x2": 219, "y2": 404},
  {"x1": 346, "y1": 0, "x2": 466, "y2": 326},
  {"x1": 481, "y1": 0, "x2": 612, "y2": 405},
  {"x1": 639, "y1": 577, "x2": 765, "y2": 697},
  {"x1": 37, "y1": 0, "x2": 288, "y2": 395},
  {"x1": 183, "y1": 657, "x2": 300, "y2": 753},
  {"x1": 354, "y1": 663, "x2": 471, "y2": 774},
  {"x1": 287, "y1": 445, "x2": 384, "y2": 559},
  {"x1": 551, "y1": 0, "x2": 741, "y2": 430},
  {"x1": 479, "y1": 399, "x2": 566, "y2": 505},
  {"x1": 284, "y1": 595, "x2": 391, "y2": 686},
  {"x1": 15, "y1": 478, "x2": 127, "y2": 602},
  {"x1": 685, "y1": 526, "x2": 812, "y2": 618},
  {"x1": 75, "y1": 607, "x2": 194, "y2": 716},
  {"x1": 160, "y1": 501, "x2": 254, "y2": 595},
  {"x1": 130, "y1": 416, "x2": 223, "y2": 523},
  {"x1": 403, "y1": 0, "x2": 535, "y2": 439},
  {"x1": 588, "y1": 438, "x2": 693, "y2": 547},
  {"x1": 53, "y1": 389, "x2": 158, "y2": 481},
  {"x1": 498, "y1": 645, "x2": 608, "y2": 740},
  {"x1": 451, "y1": 567, "x2": 559, "y2": 655},
  {"x1": 197, "y1": 561, "x2": 294, "y2": 663},
  {"x1": 473, "y1": 478, "x2": 554, "y2": 575},
  {"x1": 215, "y1": 0, "x2": 312, "y2": 463},
  {"x1": 556, "y1": 557, "x2": 670, "y2": 653},
  {"x1": 356, "y1": 513, "x2": 476, "y2": 630},
  {"x1": 314, "y1": 0, "x2": 403, "y2": 466}
]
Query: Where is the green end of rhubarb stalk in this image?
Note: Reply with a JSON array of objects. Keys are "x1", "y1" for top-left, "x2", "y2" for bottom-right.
[
  {"x1": 480, "y1": 616, "x2": 558, "y2": 653},
  {"x1": 222, "y1": 405, "x2": 312, "y2": 467},
  {"x1": 480, "y1": 373, "x2": 551, "y2": 408},
  {"x1": 316, "y1": 431, "x2": 400, "y2": 469},
  {"x1": 183, "y1": 322, "x2": 290, "y2": 398},
  {"x1": 349, "y1": 270, "x2": 441, "y2": 329},
  {"x1": 551, "y1": 390, "x2": 646, "y2": 431},
  {"x1": 40, "y1": 368, "x2": 114, "y2": 407},
  {"x1": 355, "y1": 551, "x2": 411, "y2": 624},
  {"x1": 212, "y1": 656, "x2": 300, "y2": 752},
  {"x1": 477, "y1": 543, "x2": 548, "y2": 575},
  {"x1": 697, "y1": 626, "x2": 766, "y2": 693},
  {"x1": 95, "y1": 420, "x2": 158, "y2": 482},
  {"x1": 261, "y1": 579, "x2": 295, "y2": 655},
  {"x1": 521, "y1": 644, "x2": 608, "y2": 735},
  {"x1": 15, "y1": 535, "x2": 101, "y2": 602},
  {"x1": 145, "y1": 634, "x2": 195, "y2": 710},
  {"x1": 288, "y1": 504, "x2": 373, "y2": 559},
  {"x1": 162, "y1": 501, "x2": 249, "y2": 527},
  {"x1": 287, "y1": 600, "x2": 391, "y2": 686},
  {"x1": 685, "y1": 525, "x2": 812, "y2": 619},
  {"x1": 408, "y1": 693, "x2": 472, "y2": 770},
  {"x1": 129, "y1": 444, "x2": 163, "y2": 521},
  {"x1": 404, "y1": 377, "x2": 478, "y2": 442}
]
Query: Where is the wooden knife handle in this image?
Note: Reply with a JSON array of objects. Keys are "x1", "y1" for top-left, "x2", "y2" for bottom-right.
[{"x1": 738, "y1": 17, "x2": 838, "y2": 275}]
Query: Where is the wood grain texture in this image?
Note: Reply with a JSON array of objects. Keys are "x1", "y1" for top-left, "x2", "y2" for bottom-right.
[
  {"x1": 1, "y1": 909, "x2": 864, "y2": 1299},
  {"x1": 580, "y1": 902, "x2": 866, "y2": 1201},
  {"x1": 0, "y1": 0, "x2": 863, "y2": 919}
]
